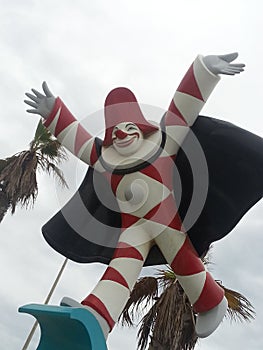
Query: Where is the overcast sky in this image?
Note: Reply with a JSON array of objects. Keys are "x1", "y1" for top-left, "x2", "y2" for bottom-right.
[{"x1": 0, "y1": 1, "x2": 263, "y2": 349}]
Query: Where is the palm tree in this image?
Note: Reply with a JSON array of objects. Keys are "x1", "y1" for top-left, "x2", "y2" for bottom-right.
[
  {"x1": 119, "y1": 258, "x2": 255, "y2": 350},
  {"x1": 0, "y1": 120, "x2": 69, "y2": 348},
  {"x1": 0, "y1": 120, "x2": 67, "y2": 222}
]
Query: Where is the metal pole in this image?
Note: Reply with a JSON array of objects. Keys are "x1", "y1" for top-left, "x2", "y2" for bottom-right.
[{"x1": 21, "y1": 258, "x2": 68, "y2": 350}]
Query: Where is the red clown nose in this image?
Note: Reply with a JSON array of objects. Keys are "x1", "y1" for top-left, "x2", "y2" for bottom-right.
[
  {"x1": 115, "y1": 129, "x2": 129, "y2": 139},
  {"x1": 103, "y1": 87, "x2": 158, "y2": 146}
]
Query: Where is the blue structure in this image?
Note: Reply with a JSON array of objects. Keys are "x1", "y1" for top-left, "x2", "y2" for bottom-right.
[{"x1": 19, "y1": 304, "x2": 108, "y2": 350}]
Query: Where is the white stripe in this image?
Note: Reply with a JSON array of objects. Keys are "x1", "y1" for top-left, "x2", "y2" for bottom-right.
[
  {"x1": 162, "y1": 125, "x2": 189, "y2": 155},
  {"x1": 119, "y1": 221, "x2": 153, "y2": 250},
  {"x1": 91, "y1": 280, "x2": 130, "y2": 322},
  {"x1": 47, "y1": 107, "x2": 61, "y2": 135},
  {"x1": 172, "y1": 91, "x2": 204, "y2": 126},
  {"x1": 194, "y1": 55, "x2": 220, "y2": 102},
  {"x1": 56, "y1": 121, "x2": 79, "y2": 154},
  {"x1": 176, "y1": 270, "x2": 206, "y2": 304},
  {"x1": 116, "y1": 172, "x2": 171, "y2": 216},
  {"x1": 153, "y1": 225, "x2": 186, "y2": 262},
  {"x1": 77, "y1": 137, "x2": 96, "y2": 165},
  {"x1": 110, "y1": 257, "x2": 145, "y2": 291}
]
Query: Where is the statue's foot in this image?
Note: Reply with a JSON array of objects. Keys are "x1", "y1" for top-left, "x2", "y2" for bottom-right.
[
  {"x1": 195, "y1": 296, "x2": 228, "y2": 338},
  {"x1": 61, "y1": 296, "x2": 86, "y2": 308},
  {"x1": 61, "y1": 297, "x2": 110, "y2": 338}
]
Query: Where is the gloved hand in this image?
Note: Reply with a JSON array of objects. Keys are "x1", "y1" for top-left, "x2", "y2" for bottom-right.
[
  {"x1": 203, "y1": 52, "x2": 245, "y2": 75},
  {"x1": 24, "y1": 81, "x2": 56, "y2": 119}
]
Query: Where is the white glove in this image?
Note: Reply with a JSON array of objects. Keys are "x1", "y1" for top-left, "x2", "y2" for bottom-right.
[
  {"x1": 203, "y1": 52, "x2": 245, "y2": 75},
  {"x1": 24, "y1": 81, "x2": 56, "y2": 119}
]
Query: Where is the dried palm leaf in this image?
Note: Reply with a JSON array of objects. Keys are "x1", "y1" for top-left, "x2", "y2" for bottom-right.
[
  {"x1": 0, "y1": 151, "x2": 38, "y2": 213},
  {"x1": 120, "y1": 260, "x2": 255, "y2": 350},
  {"x1": 145, "y1": 282, "x2": 197, "y2": 350},
  {"x1": 0, "y1": 120, "x2": 67, "y2": 220},
  {"x1": 221, "y1": 284, "x2": 255, "y2": 322},
  {"x1": 137, "y1": 301, "x2": 159, "y2": 350},
  {"x1": 0, "y1": 187, "x2": 10, "y2": 222},
  {"x1": 119, "y1": 277, "x2": 159, "y2": 327}
]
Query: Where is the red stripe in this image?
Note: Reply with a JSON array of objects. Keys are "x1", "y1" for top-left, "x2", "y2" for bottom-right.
[
  {"x1": 102, "y1": 171, "x2": 123, "y2": 194},
  {"x1": 193, "y1": 273, "x2": 225, "y2": 313},
  {"x1": 43, "y1": 97, "x2": 61, "y2": 128},
  {"x1": 82, "y1": 294, "x2": 115, "y2": 330},
  {"x1": 171, "y1": 237, "x2": 204, "y2": 275},
  {"x1": 166, "y1": 100, "x2": 188, "y2": 126},
  {"x1": 144, "y1": 194, "x2": 183, "y2": 230},
  {"x1": 140, "y1": 157, "x2": 175, "y2": 191},
  {"x1": 90, "y1": 142, "x2": 99, "y2": 166},
  {"x1": 101, "y1": 267, "x2": 129, "y2": 289},
  {"x1": 121, "y1": 213, "x2": 140, "y2": 230},
  {"x1": 111, "y1": 173, "x2": 124, "y2": 195},
  {"x1": 74, "y1": 124, "x2": 92, "y2": 155},
  {"x1": 54, "y1": 99, "x2": 77, "y2": 136},
  {"x1": 113, "y1": 242, "x2": 144, "y2": 261},
  {"x1": 177, "y1": 63, "x2": 204, "y2": 101},
  {"x1": 168, "y1": 211, "x2": 184, "y2": 231}
]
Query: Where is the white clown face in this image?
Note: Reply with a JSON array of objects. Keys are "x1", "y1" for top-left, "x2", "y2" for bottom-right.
[{"x1": 112, "y1": 122, "x2": 143, "y2": 155}]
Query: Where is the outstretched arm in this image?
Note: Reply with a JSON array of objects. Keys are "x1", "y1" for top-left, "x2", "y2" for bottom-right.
[
  {"x1": 164, "y1": 53, "x2": 245, "y2": 153},
  {"x1": 25, "y1": 82, "x2": 95, "y2": 166}
]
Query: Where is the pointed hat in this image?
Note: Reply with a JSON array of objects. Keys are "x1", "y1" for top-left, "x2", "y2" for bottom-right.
[{"x1": 103, "y1": 87, "x2": 158, "y2": 146}]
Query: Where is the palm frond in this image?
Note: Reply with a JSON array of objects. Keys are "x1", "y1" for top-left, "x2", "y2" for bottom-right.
[
  {"x1": 0, "y1": 156, "x2": 20, "y2": 174},
  {"x1": 39, "y1": 141, "x2": 67, "y2": 162},
  {"x1": 0, "y1": 151, "x2": 38, "y2": 213},
  {"x1": 0, "y1": 187, "x2": 10, "y2": 222},
  {"x1": 0, "y1": 121, "x2": 68, "y2": 222},
  {"x1": 119, "y1": 277, "x2": 159, "y2": 327},
  {"x1": 31, "y1": 120, "x2": 68, "y2": 163},
  {"x1": 137, "y1": 302, "x2": 159, "y2": 350},
  {"x1": 147, "y1": 282, "x2": 197, "y2": 350},
  {"x1": 137, "y1": 282, "x2": 197, "y2": 350},
  {"x1": 33, "y1": 120, "x2": 49, "y2": 141},
  {"x1": 156, "y1": 266, "x2": 177, "y2": 288},
  {"x1": 30, "y1": 120, "x2": 54, "y2": 149},
  {"x1": 121, "y1": 259, "x2": 255, "y2": 350},
  {"x1": 221, "y1": 284, "x2": 255, "y2": 322},
  {"x1": 0, "y1": 159, "x2": 9, "y2": 173},
  {"x1": 45, "y1": 162, "x2": 68, "y2": 188}
]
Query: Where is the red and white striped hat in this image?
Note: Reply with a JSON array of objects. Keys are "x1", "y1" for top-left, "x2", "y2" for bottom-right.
[{"x1": 103, "y1": 87, "x2": 158, "y2": 146}]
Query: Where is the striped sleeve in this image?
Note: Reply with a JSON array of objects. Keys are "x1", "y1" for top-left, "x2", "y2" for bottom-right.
[
  {"x1": 166, "y1": 55, "x2": 220, "y2": 127},
  {"x1": 163, "y1": 55, "x2": 220, "y2": 155},
  {"x1": 43, "y1": 97, "x2": 97, "y2": 166}
]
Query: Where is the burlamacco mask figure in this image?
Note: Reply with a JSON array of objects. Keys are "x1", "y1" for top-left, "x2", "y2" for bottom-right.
[{"x1": 23, "y1": 53, "x2": 262, "y2": 342}]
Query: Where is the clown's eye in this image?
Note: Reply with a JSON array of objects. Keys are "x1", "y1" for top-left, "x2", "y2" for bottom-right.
[{"x1": 126, "y1": 125, "x2": 137, "y2": 131}]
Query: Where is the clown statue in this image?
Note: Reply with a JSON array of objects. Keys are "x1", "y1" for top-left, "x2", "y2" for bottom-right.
[{"x1": 25, "y1": 53, "x2": 249, "y2": 340}]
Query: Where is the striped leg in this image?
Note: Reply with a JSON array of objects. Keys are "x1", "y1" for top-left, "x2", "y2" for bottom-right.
[
  {"x1": 154, "y1": 226, "x2": 224, "y2": 313},
  {"x1": 81, "y1": 224, "x2": 152, "y2": 332}
]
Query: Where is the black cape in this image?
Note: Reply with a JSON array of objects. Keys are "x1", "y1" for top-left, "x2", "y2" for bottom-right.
[{"x1": 42, "y1": 116, "x2": 263, "y2": 266}]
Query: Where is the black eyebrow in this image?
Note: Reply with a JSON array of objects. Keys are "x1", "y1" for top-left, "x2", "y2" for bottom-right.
[{"x1": 126, "y1": 123, "x2": 137, "y2": 128}]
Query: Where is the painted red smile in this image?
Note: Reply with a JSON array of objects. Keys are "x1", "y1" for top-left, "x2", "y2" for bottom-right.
[{"x1": 114, "y1": 135, "x2": 137, "y2": 147}]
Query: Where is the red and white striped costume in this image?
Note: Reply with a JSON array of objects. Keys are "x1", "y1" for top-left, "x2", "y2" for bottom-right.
[{"x1": 44, "y1": 55, "x2": 224, "y2": 333}]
